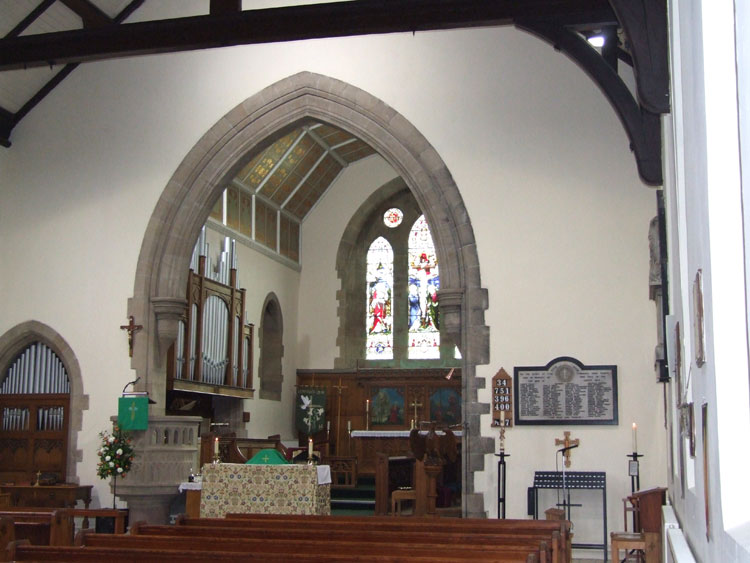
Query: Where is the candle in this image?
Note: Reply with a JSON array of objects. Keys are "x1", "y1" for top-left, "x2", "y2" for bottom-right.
[
  {"x1": 500, "y1": 409, "x2": 505, "y2": 426},
  {"x1": 327, "y1": 421, "x2": 330, "y2": 433},
  {"x1": 366, "y1": 399, "x2": 370, "y2": 413},
  {"x1": 347, "y1": 420, "x2": 351, "y2": 432},
  {"x1": 308, "y1": 437, "x2": 313, "y2": 457},
  {"x1": 632, "y1": 422, "x2": 638, "y2": 452},
  {"x1": 214, "y1": 437, "x2": 219, "y2": 456}
]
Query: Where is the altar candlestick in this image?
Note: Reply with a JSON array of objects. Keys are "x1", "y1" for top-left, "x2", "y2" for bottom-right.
[
  {"x1": 632, "y1": 422, "x2": 638, "y2": 452},
  {"x1": 214, "y1": 437, "x2": 219, "y2": 456},
  {"x1": 308, "y1": 437, "x2": 313, "y2": 457}
]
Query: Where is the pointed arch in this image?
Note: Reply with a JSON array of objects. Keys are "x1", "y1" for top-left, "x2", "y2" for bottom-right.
[
  {"x1": 130, "y1": 72, "x2": 490, "y2": 516},
  {"x1": 0, "y1": 320, "x2": 88, "y2": 483},
  {"x1": 258, "y1": 293, "x2": 284, "y2": 401}
]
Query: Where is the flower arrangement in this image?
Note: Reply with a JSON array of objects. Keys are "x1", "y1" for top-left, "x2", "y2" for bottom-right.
[{"x1": 96, "y1": 424, "x2": 134, "y2": 480}]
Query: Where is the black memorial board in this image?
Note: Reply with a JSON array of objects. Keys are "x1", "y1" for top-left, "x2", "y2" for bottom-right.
[{"x1": 514, "y1": 356, "x2": 617, "y2": 425}]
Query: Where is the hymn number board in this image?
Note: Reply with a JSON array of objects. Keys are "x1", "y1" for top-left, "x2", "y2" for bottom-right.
[{"x1": 492, "y1": 368, "x2": 513, "y2": 427}]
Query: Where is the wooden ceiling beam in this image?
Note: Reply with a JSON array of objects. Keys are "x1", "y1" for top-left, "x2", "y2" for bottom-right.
[
  {"x1": 5, "y1": 0, "x2": 56, "y2": 39},
  {"x1": 517, "y1": 19, "x2": 663, "y2": 185},
  {"x1": 59, "y1": 0, "x2": 112, "y2": 28},
  {"x1": 0, "y1": 0, "x2": 614, "y2": 71}
]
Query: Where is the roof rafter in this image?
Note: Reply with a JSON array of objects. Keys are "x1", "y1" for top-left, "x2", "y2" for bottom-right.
[
  {"x1": 59, "y1": 0, "x2": 112, "y2": 28},
  {"x1": 0, "y1": 0, "x2": 615, "y2": 71}
]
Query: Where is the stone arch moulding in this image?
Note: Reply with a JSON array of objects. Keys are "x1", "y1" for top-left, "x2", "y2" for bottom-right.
[
  {"x1": 0, "y1": 320, "x2": 89, "y2": 483},
  {"x1": 129, "y1": 71, "x2": 491, "y2": 517}
]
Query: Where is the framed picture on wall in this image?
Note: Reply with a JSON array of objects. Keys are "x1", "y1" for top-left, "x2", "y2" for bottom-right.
[
  {"x1": 429, "y1": 387, "x2": 461, "y2": 426},
  {"x1": 693, "y1": 269, "x2": 706, "y2": 367},
  {"x1": 369, "y1": 387, "x2": 405, "y2": 427}
]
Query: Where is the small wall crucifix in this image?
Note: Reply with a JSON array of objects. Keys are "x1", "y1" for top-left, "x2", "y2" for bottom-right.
[
  {"x1": 120, "y1": 316, "x2": 143, "y2": 358},
  {"x1": 555, "y1": 431, "x2": 580, "y2": 468}
]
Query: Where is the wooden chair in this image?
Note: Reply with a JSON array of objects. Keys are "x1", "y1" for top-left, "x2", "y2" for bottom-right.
[
  {"x1": 611, "y1": 531, "x2": 659, "y2": 562},
  {"x1": 391, "y1": 488, "x2": 417, "y2": 515}
]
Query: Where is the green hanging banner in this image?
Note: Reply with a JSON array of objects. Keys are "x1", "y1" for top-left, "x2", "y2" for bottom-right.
[
  {"x1": 118, "y1": 396, "x2": 149, "y2": 430},
  {"x1": 295, "y1": 386, "x2": 326, "y2": 435}
]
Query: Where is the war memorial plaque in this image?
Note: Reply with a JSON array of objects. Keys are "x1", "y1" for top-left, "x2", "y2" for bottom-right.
[{"x1": 513, "y1": 356, "x2": 617, "y2": 425}]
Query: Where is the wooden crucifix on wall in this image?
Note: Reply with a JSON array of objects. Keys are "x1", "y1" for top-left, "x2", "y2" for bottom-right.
[{"x1": 120, "y1": 316, "x2": 142, "y2": 358}]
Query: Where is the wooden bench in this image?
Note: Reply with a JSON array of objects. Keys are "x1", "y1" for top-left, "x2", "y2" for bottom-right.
[
  {"x1": 5, "y1": 540, "x2": 541, "y2": 562},
  {"x1": 2, "y1": 511, "x2": 565, "y2": 563},
  {"x1": 0, "y1": 509, "x2": 73, "y2": 546},
  {"x1": 129, "y1": 521, "x2": 555, "y2": 561},
  {"x1": 0, "y1": 506, "x2": 126, "y2": 536},
  {"x1": 81, "y1": 529, "x2": 546, "y2": 562},
  {"x1": 218, "y1": 513, "x2": 570, "y2": 562}
]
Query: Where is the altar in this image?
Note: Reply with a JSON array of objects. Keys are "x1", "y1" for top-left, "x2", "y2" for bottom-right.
[
  {"x1": 351, "y1": 430, "x2": 462, "y2": 476},
  {"x1": 199, "y1": 463, "x2": 331, "y2": 517}
]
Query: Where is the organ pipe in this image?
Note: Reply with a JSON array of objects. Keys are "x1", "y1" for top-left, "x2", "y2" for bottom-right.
[
  {"x1": 170, "y1": 234, "x2": 252, "y2": 391},
  {"x1": 1, "y1": 342, "x2": 70, "y2": 396}
]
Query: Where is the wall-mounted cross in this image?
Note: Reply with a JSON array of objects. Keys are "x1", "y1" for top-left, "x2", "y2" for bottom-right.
[
  {"x1": 555, "y1": 431, "x2": 580, "y2": 468},
  {"x1": 119, "y1": 316, "x2": 142, "y2": 358},
  {"x1": 332, "y1": 378, "x2": 348, "y2": 452}
]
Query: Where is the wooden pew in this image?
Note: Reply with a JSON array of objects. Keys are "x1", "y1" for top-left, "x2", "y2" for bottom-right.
[
  {"x1": 0, "y1": 506, "x2": 126, "y2": 536},
  {"x1": 127, "y1": 522, "x2": 554, "y2": 562},
  {"x1": 5, "y1": 539, "x2": 541, "y2": 563},
  {"x1": 81, "y1": 529, "x2": 546, "y2": 563},
  {"x1": 3, "y1": 513, "x2": 548, "y2": 563},
  {"x1": 217, "y1": 513, "x2": 570, "y2": 563},
  {"x1": 0, "y1": 509, "x2": 73, "y2": 546}
]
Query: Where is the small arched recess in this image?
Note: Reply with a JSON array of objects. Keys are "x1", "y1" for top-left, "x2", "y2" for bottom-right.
[
  {"x1": 259, "y1": 293, "x2": 284, "y2": 401},
  {"x1": 0, "y1": 320, "x2": 88, "y2": 483},
  {"x1": 130, "y1": 72, "x2": 491, "y2": 516}
]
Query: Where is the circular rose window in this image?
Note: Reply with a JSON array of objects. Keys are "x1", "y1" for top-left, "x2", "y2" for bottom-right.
[{"x1": 383, "y1": 208, "x2": 403, "y2": 228}]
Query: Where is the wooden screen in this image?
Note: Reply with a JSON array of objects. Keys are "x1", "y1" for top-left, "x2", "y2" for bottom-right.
[{"x1": 0, "y1": 342, "x2": 70, "y2": 483}]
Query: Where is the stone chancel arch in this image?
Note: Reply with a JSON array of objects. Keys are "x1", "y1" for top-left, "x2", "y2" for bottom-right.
[{"x1": 131, "y1": 72, "x2": 491, "y2": 516}]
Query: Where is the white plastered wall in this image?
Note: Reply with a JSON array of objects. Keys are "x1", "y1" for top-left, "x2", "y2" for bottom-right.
[
  {"x1": 0, "y1": 3, "x2": 662, "y2": 531},
  {"x1": 663, "y1": 0, "x2": 750, "y2": 561}
]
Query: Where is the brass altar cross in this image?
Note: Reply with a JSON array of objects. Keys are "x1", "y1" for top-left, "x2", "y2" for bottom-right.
[
  {"x1": 555, "y1": 431, "x2": 580, "y2": 468},
  {"x1": 120, "y1": 316, "x2": 143, "y2": 358},
  {"x1": 410, "y1": 399, "x2": 423, "y2": 427},
  {"x1": 332, "y1": 378, "x2": 348, "y2": 454}
]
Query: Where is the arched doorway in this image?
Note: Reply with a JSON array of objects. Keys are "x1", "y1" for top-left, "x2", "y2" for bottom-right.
[{"x1": 130, "y1": 72, "x2": 491, "y2": 516}]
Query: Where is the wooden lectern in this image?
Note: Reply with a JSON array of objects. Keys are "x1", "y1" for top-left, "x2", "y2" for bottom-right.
[{"x1": 611, "y1": 487, "x2": 667, "y2": 563}]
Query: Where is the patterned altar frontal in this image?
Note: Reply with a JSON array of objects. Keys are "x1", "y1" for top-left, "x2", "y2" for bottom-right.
[{"x1": 200, "y1": 463, "x2": 331, "y2": 517}]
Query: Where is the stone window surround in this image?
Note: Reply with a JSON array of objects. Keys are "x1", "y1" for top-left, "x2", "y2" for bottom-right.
[{"x1": 129, "y1": 71, "x2": 491, "y2": 517}]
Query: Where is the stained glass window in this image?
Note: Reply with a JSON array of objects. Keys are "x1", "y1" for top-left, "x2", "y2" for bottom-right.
[
  {"x1": 408, "y1": 215, "x2": 440, "y2": 359},
  {"x1": 383, "y1": 208, "x2": 403, "y2": 228},
  {"x1": 366, "y1": 237, "x2": 394, "y2": 360}
]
